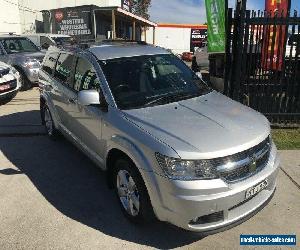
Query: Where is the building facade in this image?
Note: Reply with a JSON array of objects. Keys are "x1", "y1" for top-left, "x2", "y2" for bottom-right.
[
  {"x1": 146, "y1": 23, "x2": 207, "y2": 54},
  {"x1": 0, "y1": 0, "x2": 122, "y2": 34}
]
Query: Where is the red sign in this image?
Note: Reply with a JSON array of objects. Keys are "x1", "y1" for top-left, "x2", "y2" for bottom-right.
[
  {"x1": 55, "y1": 11, "x2": 64, "y2": 22},
  {"x1": 262, "y1": 0, "x2": 289, "y2": 71}
]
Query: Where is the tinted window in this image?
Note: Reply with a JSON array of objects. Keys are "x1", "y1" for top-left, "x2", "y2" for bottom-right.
[
  {"x1": 0, "y1": 46, "x2": 4, "y2": 55},
  {"x1": 42, "y1": 52, "x2": 59, "y2": 75},
  {"x1": 74, "y1": 57, "x2": 100, "y2": 92},
  {"x1": 99, "y1": 54, "x2": 210, "y2": 110},
  {"x1": 54, "y1": 53, "x2": 75, "y2": 85},
  {"x1": 1, "y1": 38, "x2": 39, "y2": 54}
]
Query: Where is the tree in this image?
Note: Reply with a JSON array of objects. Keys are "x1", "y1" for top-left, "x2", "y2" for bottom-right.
[{"x1": 131, "y1": 0, "x2": 151, "y2": 19}]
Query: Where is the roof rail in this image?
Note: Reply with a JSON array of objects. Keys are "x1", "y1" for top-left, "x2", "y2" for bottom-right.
[{"x1": 102, "y1": 39, "x2": 148, "y2": 45}]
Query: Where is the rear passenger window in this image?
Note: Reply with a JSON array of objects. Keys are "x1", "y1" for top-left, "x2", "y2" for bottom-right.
[
  {"x1": 54, "y1": 53, "x2": 75, "y2": 85},
  {"x1": 74, "y1": 57, "x2": 100, "y2": 92},
  {"x1": 42, "y1": 52, "x2": 59, "y2": 75},
  {"x1": 40, "y1": 36, "x2": 54, "y2": 47}
]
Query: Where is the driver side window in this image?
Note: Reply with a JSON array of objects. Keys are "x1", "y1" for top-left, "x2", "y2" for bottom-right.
[{"x1": 73, "y1": 57, "x2": 101, "y2": 92}]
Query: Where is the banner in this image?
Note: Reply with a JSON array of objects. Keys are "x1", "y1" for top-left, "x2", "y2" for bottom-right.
[
  {"x1": 262, "y1": 0, "x2": 290, "y2": 71},
  {"x1": 51, "y1": 6, "x2": 93, "y2": 40},
  {"x1": 205, "y1": 0, "x2": 226, "y2": 53},
  {"x1": 190, "y1": 28, "x2": 207, "y2": 52}
]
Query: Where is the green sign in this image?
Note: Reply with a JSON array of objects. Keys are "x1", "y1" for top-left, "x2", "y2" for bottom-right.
[{"x1": 205, "y1": 0, "x2": 226, "y2": 53}]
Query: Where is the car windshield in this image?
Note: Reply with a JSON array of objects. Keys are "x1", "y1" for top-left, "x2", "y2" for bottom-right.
[
  {"x1": 99, "y1": 54, "x2": 211, "y2": 110},
  {"x1": 1, "y1": 38, "x2": 39, "y2": 54}
]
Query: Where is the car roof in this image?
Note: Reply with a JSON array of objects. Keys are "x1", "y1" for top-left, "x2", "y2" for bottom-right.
[
  {"x1": 24, "y1": 33, "x2": 71, "y2": 38},
  {"x1": 88, "y1": 43, "x2": 170, "y2": 60},
  {"x1": 0, "y1": 34, "x2": 27, "y2": 39}
]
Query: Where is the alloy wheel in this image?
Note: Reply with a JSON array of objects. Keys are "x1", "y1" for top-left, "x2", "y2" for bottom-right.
[
  {"x1": 117, "y1": 169, "x2": 140, "y2": 216},
  {"x1": 44, "y1": 107, "x2": 53, "y2": 136}
]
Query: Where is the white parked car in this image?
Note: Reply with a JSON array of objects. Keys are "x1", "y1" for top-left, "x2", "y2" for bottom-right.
[
  {"x1": 25, "y1": 33, "x2": 72, "y2": 49},
  {"x1": 0, "y1": 61, "x2": 21, "y2": 103}
]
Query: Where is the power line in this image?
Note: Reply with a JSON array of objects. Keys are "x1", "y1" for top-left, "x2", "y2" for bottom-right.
[{"x1": 1, "y1": 0, "x2": 39, "y2": 13}]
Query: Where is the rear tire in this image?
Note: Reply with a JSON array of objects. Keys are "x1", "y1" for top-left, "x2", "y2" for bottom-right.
[
  {"x1": 113, "y1": 158, "x2": 155, "y2": 224},
  {"x1": 41, "y1": 105, "x2": 59, "y2": 139},
  {"x1": 19, "y1": 73, "x2": 32, "y2": 91}
]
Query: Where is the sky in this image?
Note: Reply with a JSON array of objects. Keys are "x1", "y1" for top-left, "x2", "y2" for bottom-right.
[{"x1": 149, "y1": 0, "x2": 300, "y2": 24}]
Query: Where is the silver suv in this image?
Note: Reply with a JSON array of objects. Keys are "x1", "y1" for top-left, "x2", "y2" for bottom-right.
[
  {"x1": 0, "y1": 34, "x2": 45, "y2": 90},
  {"x1": 39, "y1": 42, "x2": 279, "y2": 232}
]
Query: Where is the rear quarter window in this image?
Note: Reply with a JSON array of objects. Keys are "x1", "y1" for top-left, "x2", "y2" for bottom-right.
[
  {"x1": 54, "y1": 53, "x2": 75, "y2": 87},
  {"x1": 42, "y1": 52, "x2": 59, "y2": 75}
]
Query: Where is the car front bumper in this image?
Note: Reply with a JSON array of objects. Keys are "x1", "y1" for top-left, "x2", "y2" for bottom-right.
[{"x1": 149, "y1": 143, "x2": 280, "y2": 232}]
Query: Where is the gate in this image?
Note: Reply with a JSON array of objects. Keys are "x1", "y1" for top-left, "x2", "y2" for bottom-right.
[{"x1": 224, "y1": 6, "x2": 300, "y2": 126}]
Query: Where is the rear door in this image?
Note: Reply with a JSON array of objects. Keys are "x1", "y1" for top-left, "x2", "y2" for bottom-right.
[{"x1": 52, "y1": 52, "x2": 76, "y2": 128}]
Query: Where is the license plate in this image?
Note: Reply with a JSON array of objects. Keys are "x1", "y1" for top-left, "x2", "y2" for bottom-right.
[
  {"x1": 245, "y1": 179, "x2": 268, "y2": 199},
  {"x1": 0, "y1": 84, "x2": 10, "y2": 91}
]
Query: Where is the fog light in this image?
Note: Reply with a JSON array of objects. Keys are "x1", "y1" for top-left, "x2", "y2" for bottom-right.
[{"x1": 189, "y1": 211, "x2": 224, "y2": 225}]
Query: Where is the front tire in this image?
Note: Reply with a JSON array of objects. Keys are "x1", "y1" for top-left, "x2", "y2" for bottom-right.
[{"x1": 113, "y1": 158, "x2": 155, "y2": 223}]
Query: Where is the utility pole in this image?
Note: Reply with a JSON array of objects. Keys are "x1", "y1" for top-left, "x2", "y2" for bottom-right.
[{"x1": 236, "y1": 0, "x2": 247, "y2": 11}]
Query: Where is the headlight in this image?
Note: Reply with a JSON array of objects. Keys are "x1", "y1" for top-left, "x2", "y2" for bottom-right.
[
  {"x1": 23, "y1": 59, "x2": 41, "y2": 69},
  {"x1": 155, "y1": 153, "x2": 218, "y2": 180},
  {"x1": 9, "y1": 66, "x2": 18, "y2": 74}
]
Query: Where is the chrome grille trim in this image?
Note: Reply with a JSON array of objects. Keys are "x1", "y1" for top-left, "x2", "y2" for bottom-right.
[{"x1": 215, "y1": 137, "x2": 271, "y2": 183}]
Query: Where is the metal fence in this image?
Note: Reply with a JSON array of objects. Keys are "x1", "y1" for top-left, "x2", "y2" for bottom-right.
[{"x1": 224, "y1": 7, "x2": 300, "y2": 126}]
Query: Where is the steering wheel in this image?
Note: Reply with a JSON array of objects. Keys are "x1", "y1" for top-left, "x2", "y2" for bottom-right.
[{"x1": 114, "y1": 84, "x2": 131, "y2": 93}]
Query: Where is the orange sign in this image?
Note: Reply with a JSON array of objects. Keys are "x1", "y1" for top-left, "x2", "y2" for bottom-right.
[{"x1": 262, "y1": 0, "x2": 289, "y2": 71}]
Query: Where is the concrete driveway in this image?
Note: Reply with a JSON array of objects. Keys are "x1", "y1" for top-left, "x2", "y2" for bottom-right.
[{"x1": 0, "y1": 89, "x2": 299, "y2": 249}]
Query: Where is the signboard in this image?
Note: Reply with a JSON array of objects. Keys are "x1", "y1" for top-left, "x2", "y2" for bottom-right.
[
  {"x1": 122, "y1": 0, "x2": 132, "y2": 12},
  {"x1": 51, "y1": 6, "x2": 93, "y2": 39},
  {"x1": 205, "y1": 0, "x2": 226, "y2": 53},
  {"x1": 190, "y1": 28, "x2": 207, "y2": 52},
  {"x1": 262, "y1": 0, "x2": 290, "y2": 71}
]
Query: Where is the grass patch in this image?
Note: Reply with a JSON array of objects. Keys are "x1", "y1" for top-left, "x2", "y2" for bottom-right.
[{"x1": 271, "y1": 129, "x2": 300, "y2": 150}]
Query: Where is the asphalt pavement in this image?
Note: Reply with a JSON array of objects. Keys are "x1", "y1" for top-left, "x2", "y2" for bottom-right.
[{"x1": 0, "y1": 89, "x2": 299, "y2": 249}]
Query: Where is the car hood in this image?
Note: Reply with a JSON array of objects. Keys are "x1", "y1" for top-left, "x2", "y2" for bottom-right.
[
  {"x1": 8, "y1": 51, "x2": 46, "y2": 63},
  {"x1": 122, "y1": 91, "x2": 270, "y2": 159}
]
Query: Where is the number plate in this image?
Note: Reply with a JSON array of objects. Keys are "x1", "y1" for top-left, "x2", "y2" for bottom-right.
[{"x1": 245, "y1": 179, "x2": 268, "y2": 199}]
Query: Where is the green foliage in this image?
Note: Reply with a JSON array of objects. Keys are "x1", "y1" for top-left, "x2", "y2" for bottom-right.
[
  {"x1": 272, "y1": 129, "x2": 300, "y2": 150},
  {"x1": 131, "y1": 0, "x2": 151, "y2": 19}
]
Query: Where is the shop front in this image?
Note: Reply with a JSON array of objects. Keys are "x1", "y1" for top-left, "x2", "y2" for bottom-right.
[{"x1": 42, "y1": 5, "x2": 157, "y2": 43}]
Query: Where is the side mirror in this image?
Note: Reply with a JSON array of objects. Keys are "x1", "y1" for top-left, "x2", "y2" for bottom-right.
[
  {"x1": 196, "y1": 72, "x2": 203, "y2": 80},
  {"x1": 78, "y1": 90, "x2": 100, "y2": 106}
]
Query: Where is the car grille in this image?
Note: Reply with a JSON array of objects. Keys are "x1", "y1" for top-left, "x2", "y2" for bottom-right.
[{"x1": 214, "y1": 137, "x2": 271, "y2": 183}]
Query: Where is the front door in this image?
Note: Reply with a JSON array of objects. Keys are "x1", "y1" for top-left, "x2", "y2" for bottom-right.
[{"x1": 66, "y1": 56, "x2": 106, "y2": 161}]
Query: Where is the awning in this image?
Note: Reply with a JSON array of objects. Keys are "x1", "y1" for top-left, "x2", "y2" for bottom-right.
[{"x1": 93, "y1": 7, "x2": 157, "y2": 27}]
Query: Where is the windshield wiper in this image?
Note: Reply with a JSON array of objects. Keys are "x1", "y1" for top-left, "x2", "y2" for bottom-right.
[{"x1": 144, "y1": 92, "x2": 198, "y2": 107}]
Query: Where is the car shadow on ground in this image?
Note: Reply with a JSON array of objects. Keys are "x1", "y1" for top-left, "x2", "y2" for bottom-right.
[{"x1": 0, "y1": 110, "x2": 206, "y2": 249}]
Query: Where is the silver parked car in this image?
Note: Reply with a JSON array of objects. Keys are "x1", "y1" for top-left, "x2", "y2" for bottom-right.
[
  {"x1": 0, "y1": 34, "x2": 45, "y2": 90},
  {"x1": 25, "y1": 33, "x2": 72, "y2": 49},
  {"x1": 39, "y1": 42, "x2": 279, "y2": 232},
  {"x1": 0, "y1": 61, "x2": 21, "y2": 103}
]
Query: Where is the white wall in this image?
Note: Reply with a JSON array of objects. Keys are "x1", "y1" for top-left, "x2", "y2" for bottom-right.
[
  {"x1": 0, "y1": 0, "x2": 21, "y2": 34},
  {"x1": 0, "y1": 0, "x2": 122, "y2": 34},
  {"x1": 146, "y1": 27, "x2": 191, "y2": 54}
]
